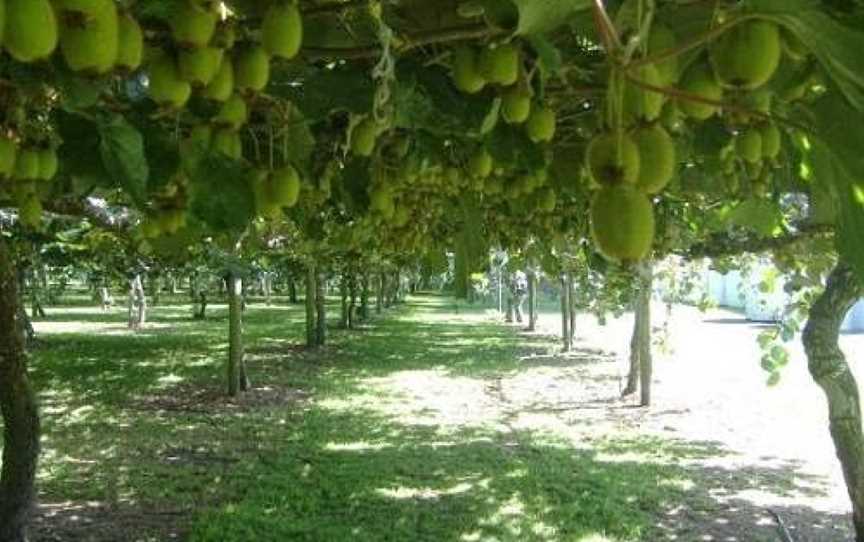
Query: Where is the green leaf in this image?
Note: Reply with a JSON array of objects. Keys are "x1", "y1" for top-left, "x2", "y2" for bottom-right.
[
  {"x1": 727, "y1": 199, "x2": 784, "y2": 236},
  {"x1": 766, "y1": 371, "x2": 781, "y2": 386},
  {"x1": 55, "y1": 111, "x2": 112, "y2": 190},
  {"x1": 527, "y1": 35, "x2": 563, "y2": 75},
  {"x1": 279, "y1": 103, "x2": 316, "y2": 173},
  {"x1": 187, "y1": 153, "x2": 255, "y2": 233},
  {"x1": 98, "y1": 115, "x2": 149, "y2": 205},
  {"x1": 511, "y1": 0, "x2": 591, "y2": 35},
  {"x1": 809, "y1": 94, "x2": 864, "y2": 281},
  {"x1": 273, "y1": 65, "x2": 375, "y2": 120},
  {"x1": 392, "y1": 62, "x2": 490, "y2": 136},
  {"x1": 760, "y1": 7, "x2": 864, "y2": 109}
]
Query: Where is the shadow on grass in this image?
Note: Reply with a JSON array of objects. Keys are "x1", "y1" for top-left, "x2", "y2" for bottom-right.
[
  {"x1": 21, "y1": 294, "x2": 854, "y2": 542},
  {"x1": 187, "y1": 406, "x2": 849, "y2": 542}
]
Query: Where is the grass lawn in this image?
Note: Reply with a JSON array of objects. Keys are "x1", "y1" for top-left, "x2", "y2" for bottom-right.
[{"x1": 17, "y1": 294, "x2": 818, "y2": 541}]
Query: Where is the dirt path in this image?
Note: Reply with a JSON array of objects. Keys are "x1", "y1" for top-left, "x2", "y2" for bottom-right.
[{"x1": 522, "y1": 303, "x2": 861, "y2": 540}]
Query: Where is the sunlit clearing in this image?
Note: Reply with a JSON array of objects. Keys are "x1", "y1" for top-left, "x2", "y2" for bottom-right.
[
  {"x1": 376, "y1": 481, "x2": 473, "y2": 500},
  {"x1": 324, "y1": 441, "x2": 391, "y2": 452}
]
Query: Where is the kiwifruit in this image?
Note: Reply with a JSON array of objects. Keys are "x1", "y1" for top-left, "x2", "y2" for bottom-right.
[
  {"x1": 116, "y1": 12, "x2": 143, "y2": 72},
  {"x1": 678, "y1": 63, "x2": 723, "y2": 120},
  {"x1": 148, "y1": 52, "x2": 192, "y2": 109},
  {"x1": 202, "y1": 56, "x2": 234, "y2": 101},
  {"x1": 178, "y1": 46, "x2": 224, "y2": 86},
  {"x1": 262, "y1": 2, "x2": 303, "y2": 60},
  {"x1": 37, "y1": 147, "x2": 58, "y2": 180},
  {"x1": 760, "y1": 122, "x2": 781, "y2": 159},
  {"x1": 211, "y1": 128, "x2": 242, "y2": 160},
  {"x1": 170, "y1": 1, "x2": 217, "y2": 48},
  {"x1": 468, "y1": 149, "x2": 493, "y2": 178},
  {"x1": 501, "y1": 88, "x2": 531, "y2": 124},
  {"x1": 451, "y1": 46, "x2": 486, "y2": 94},
  {"x1": 585, "y1": 132, "x2": 641, "y2": 186},
  {"x1": 710, "y1": 20, "x2": 782, "y2": 89},
  {"x1": 56, "y1": 0, "x2": 119, "y2": 74},
  {"x1": 350, "y1": 119, "x2": 377, "y2": 157},
  {"x1": 14, "y1": 148, "x2": 40, "y2": 180},
  {"x1": 269, "y1": 165, "x2": 301, "y2": 207},
  {"x1": 234, "y1": 45, "x2": 270, "y2": 94},
  {"x1": 525, "y1": 105, "x2": 556, "y2": 143},
  {"x1": 213, "y1": 93, "x2": 248, "y2": 129},
  {"x1": 647, "y1": 24, "x2": 680, "y2": 86},
  {"x1": 5, "y1": 0, "x2": 58, "y2": 63},
  {"x1": 478, "y1": 43, "x2": 519, "y2": 86},
  {"x1": 736, "y1": 128, "x2": 763, "y2": 164},
  {"x1": 623, "y1": 63, "x2": 666, "y2": 122},
  {"x1": 590, "y1": 185, "x2": 655, "y2": 263},
  {"x1": 632, "y1": 124, "x2": 675, "y2": 194}
]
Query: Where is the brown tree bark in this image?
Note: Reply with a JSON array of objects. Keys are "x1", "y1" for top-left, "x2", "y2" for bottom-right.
[
  {"x1": 527, "y1": 270, "x2": 537, "y2": 332},
  {"x1": 802, "y1": 261, "x2": 864, "y2": 541},
  {"x1": 227, "y1": 274, "x2": 245, "y2": 396},
  {"x1": 560, "y1": 275, "x2": 571, "y2": 352},
  {"x1": 315, "y1": 271, "x2": 326, "y2": 346},
  {"x1": 339, "y1": 274, "x2": 349, "y2": 329},
  {"x1": 622, "y1": 263, "x2": 653, "y2": 406},
  {"x1": 305, "y1": 265, "x2": 316, "y2": 348},
  {"x1": 0, "y1": 237, "x2": 41, "y2": 542},
  {"x1": 568, "y1": 272, "x2": 577, "y2": 343}
]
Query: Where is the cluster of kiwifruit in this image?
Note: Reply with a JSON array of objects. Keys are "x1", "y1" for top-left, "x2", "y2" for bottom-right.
[
  {"x1": 0, "y1": 134, "x2": 59, "y2": 227},
  {"x1": 451, "y1": 42, "x2": 557, "y2": 145},
  {"x1": 251, "y1": 164, "x2": 301, "y2": 219},
  {"x1": 160, "y1": 1, "x2": 303, "y2": 227},
  {"x1": 140, "y1": 182, "x2": 188, "y2": 238},
  {"x1": 0, "y1": 0, "x2": 141, "y2": 227},
  {"x1": 1, "y1": 0, "x2": 142, "y2": 72}
]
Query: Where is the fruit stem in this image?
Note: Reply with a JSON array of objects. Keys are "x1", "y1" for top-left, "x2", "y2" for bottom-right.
[
  {"x1": 629, "y1": 14, "x2": 759, "y2": 70},
  {"x1": 622, "y1": 70, "x2": 811, "y2": 133},
  {"x1": 591, "y1": 0, "x2": 623, "y2": 53}
]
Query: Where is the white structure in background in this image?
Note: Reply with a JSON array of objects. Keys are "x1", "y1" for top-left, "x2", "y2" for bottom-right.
[{"x1": 703, "y1": 264, "x2": 864, "y2": 332}]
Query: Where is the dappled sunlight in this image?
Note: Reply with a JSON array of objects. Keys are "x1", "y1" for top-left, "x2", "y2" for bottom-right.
[{"x1": 22, "y1": 295, "x2": 856, "y2": 541}]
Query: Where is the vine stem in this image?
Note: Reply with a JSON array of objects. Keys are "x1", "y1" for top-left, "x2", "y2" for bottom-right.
[
  {"x1": 591, "y1": 0, "x2": 622, "y2": 53},
  {"x1": 628, "y1": 14, "x2": 759, "y2": 70},
  {"x1": 622, "y1": 71, "x2": 812, "y2": 133},
  {"x1": 302, "y1": 24, "x2": 503, "y2": 62}
]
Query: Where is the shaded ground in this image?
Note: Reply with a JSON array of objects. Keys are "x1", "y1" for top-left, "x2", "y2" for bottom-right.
[{"x1": 12, "y1": 295, "x2": 858, "y2": 540}]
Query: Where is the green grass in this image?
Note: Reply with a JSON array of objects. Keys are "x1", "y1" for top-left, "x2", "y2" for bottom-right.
[{"x1": 17, "y1": 293, "x2": 793, "y2": 541}]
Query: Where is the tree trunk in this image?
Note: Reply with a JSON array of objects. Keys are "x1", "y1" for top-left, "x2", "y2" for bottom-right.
[
  {"x1": 0, "y1": 238, "x2": 41, "y2": 542},
  {"x1": 348, "y1": 274, "x2": 357, "y2": 329},
  {"x1": 339, "y1": 275, "x2": 349, "y2": 329},
  {"x1": 623, "y1": 304, "x2": 641, "y2": 397},
  {"x1": 360, "y1": 273, "x2": 370, "y2": 321},
  {"x1": 148, "y1": 272, "x2": 160, "y2": 306},
  {"x1": 622, "y1": 263, "x2": 653, "y2": 405},
  {"x1": 305, "y1": 265, "x2": 317, "y2": 348},
  {"x1": 377, "y1": 273, "x2": 384, "y2": 313},
  {"x1": 568, "y1": 274, "x2": 577, "y2": 343},
  {"x1": 262, "y1": 273, "x2": 272, "y2": 306},
  {"x1": 527, "y1": 270, "x2": 537, "y2": 332},
  {"x1": 560, "y1": 275, "x2": 571, "y2": 352},
  {"x1": 639, "y1": 264, "x2": 653, "y2": 407},
  {"x1": 127, "y1": 274, "x2": 146, "y2": 329},
  {"x1": 288, "y1": 278, "x2": 298, "y2": 304},
  {"x1": 227, "y1": 274, "x2": 245, "y2": 396},
  {"x1": 802, "y1": 261, "x2": 864, "y2": 541},
  {"x1": 315, "y1": 271, "x2": 326, "y2": 346}
]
